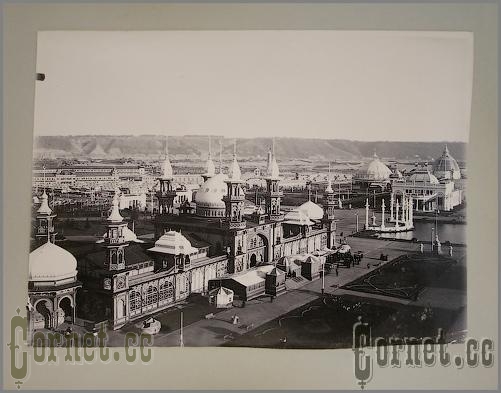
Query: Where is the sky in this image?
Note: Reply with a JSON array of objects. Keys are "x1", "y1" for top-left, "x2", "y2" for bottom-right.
[{"x1": 34, "y1": 30, "x2": 473, "y2": 142}]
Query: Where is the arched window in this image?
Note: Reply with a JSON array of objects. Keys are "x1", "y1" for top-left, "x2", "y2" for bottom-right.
[
  {"x1": 159, "y1": 281, "x2": 174, "y2": 303},
  {"x1": 145, "y1": 286, "x2": 158, "y2": 306},
  {"x1": 130, "y1": 291, "x2": 141, "y2": 312}
]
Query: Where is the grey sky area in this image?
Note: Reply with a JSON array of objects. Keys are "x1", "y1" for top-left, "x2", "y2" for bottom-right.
[{"x1": 34, "y1": 30, "x2": 473, "y2": 142}]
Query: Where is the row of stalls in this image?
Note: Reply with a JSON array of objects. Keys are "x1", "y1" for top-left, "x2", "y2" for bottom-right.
[
  {"x1": 206, "y1": 245, "x2": 358, "y2": 307},
  {"x1": 208, "y1": 265, "x2": 286, "y2": 302},
  {"x1": 207, "y1": 252, "x2": 332, "y2": 305}
]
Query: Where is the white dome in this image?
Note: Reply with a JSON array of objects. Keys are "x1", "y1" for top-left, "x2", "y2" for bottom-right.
[
  {"x1": 195, "y1": 173, "x2": 228, "y2": 208},
  {"x1": 29, "y1": 242, "x2": 77, "y2": 283},
  {"x1": 283, "y1": 209, "x2": 314, "y2": 226},
  {"x1": 408, "y1": 169, "x2": 439, "y2": 185},
  {"x1": 433, "y1": 145, "x2": 461, "y2": 180},
  {"x1": 298, "y1": 200, "x2": 324, "y2": 220},
  {"x1": 149, "y1": 231, "x2": 198, "y2": 255},
  {"x1": 358, "y1": 153, "x2": 392, "y2": 181}
]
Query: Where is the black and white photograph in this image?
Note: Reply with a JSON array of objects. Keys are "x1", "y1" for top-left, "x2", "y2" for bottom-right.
[{"x1": 28, "y1": 30, "x2": 471, "y2": 350}]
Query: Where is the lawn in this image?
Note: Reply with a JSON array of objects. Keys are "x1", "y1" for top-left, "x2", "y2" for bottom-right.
[
  {"x1": 224, "y1": 293, "x2": 463, "y2": 349},
  {"x1": 341, "y1": 253, "x2": 461, "y2": 300}
]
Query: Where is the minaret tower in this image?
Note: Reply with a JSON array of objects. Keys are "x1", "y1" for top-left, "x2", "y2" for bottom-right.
[
  {"x1": 202, "y1": 135, "x2": 216, "y2": 182},
  {"x1": 223, "y1": 140, "x2": 246, "y2": 230},
  {"x1": 321, "y1": 162, "x2": 337, "y2": 248},
  {"x1": 104, "y1": 192, "x2": 128, "y2": 271},
  {"x1": 35, "y1": 190, "x2": 57, "y2": 244},
  {"x1": 156, "y1": 136, "x2": 177, "y2": 215},
  {"x1": 35, "y1": 166, "x2": 57, "y2": 244},
  {"x1": 264, "y1": 139, "x2": 284, "y2": 221}
]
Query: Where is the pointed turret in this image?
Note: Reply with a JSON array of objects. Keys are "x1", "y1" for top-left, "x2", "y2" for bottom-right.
[
  {"x1": 161, "y1": 136, "x2": 173, "y2": 179},
  {"x1": 156, "y1": 136, "x2": 177, "y2": 215},
  {"x1": 103, "y1": 191, "x2": 128, "y2": 271},
  {"x1": 107, "y1": 192, "x2": 123, "y2": 223},
  {"x1": 228, "y1": 139, "x2": 242, "y2": 181},
  {"x1": 223, "y1": 139, "x2": 245, "y2": 230},
  {"x1": 203, "y1": 135, "x2": 216, "y2": 181},
  {"x1": 35, "y1": 189, "x2": 57, "y2": 244},
  {"x1": 264, "y1": 139, "x2": 283, "y2": 221},
  {"x1": 37, "y1": 190, "x2": 52, "y2": 215}
]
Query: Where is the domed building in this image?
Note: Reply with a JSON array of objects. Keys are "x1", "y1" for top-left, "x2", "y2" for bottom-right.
[
  {"x1": 53, "y1": 139, "x2": 338, "y2": 330},
  {"x1": 298, "y1": 200, "x2": 324, "y2": 221},
  {"x1": 407, "y1": 167, "x2": 440, "y2": 185},
  {"x1": 432, "y1": 145, "x2": 461, "y2": 180},
  {"x1": 354, "y1": 152, "x2": 392, "y2": 191},
  {"x1": 29, "y1": 236, "x2": 81, "y2": 330},
  {"x1": 391, "y1": 163, "x2": 464, "y2": 212},
  {"x1": 194, "y1": 173, "x2": 228, "y2": 218}
]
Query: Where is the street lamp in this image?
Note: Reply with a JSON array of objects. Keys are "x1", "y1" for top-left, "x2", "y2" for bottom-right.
[{"x1": 431, "y1": 227, "x2": 435, "y2": 251}]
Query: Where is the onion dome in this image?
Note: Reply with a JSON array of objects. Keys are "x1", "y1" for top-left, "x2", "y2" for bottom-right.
[
  {"x1": 298, "y1": 200, "x2": 324, "y2": 220},
  {"x1": 433, "y1": 144, "x2": 461, "y2": 180},
  {"x1": 195, "y1": 173, "x2": 228, "y2": 216},
  {"x1": 283, "y1": 209, "x2": 314, "y2": 226},
  {"x1": 37, "y1": 191, "x2": 52, "y2": 215},
  {"x1": 148, "y1": 230, "x2": 198, "y2": 255},
  {"x1": 357, "y1": 152, "x2": 392, "y2": 181},
  {"x1": 107, "y1": 193, "x2": 123, "y2": 222},
  {"x1": 29, "y1": 241, "x2": 77, "y2": 283},
  {"x1": 408, "y1": 168, "x2": 439, "y2": 184}
]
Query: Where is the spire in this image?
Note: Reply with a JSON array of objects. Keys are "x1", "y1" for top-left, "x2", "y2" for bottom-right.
[
  {"x1": 205, "y1": 135, "x2": 215, "y2": 177},
  {"x1": 373, "y1": 149, "x2": 378, "y2": 159},
  {"x1": 325, "y1": 162, "x2": 333, "y2": 193},
  {"x1": 267, "y1": 138, "x2": 280, "y2": 179},
  {"x1": 108, "y1": 192, "x2": 123, "y2": 222},
  {"x1": 161, "y1": 136, "x2": 173, "y2": 179},
  {"x1": 443, "y1": 144, "x2": 450, "y2": 156},
  {"x1": 229, "y1": 139, "x2": 241, "y2": 180}
]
